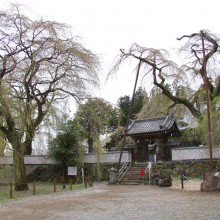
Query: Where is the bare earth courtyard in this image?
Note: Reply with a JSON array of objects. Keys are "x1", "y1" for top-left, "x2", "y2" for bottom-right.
[{"x1": 0, "y1": 180, "x2": 220, "y2": 220}]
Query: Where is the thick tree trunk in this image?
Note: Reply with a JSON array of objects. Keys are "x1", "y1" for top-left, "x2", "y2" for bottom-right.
[
  {"x1": 0, "y1": 130, "x2": 5, "y2": 155},
  {"x1": 13, "y1": 144, "x2": 28, "y2": 191},
  {"x1": 0, "y1": 138, "x2": 5, "y2": 155},
  {"x1": 24, "y1": 131, "x2": 34, "y2": 155}
]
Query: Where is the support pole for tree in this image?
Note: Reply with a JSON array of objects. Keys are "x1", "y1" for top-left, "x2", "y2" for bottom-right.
[
  {"x1": 33, "y1": 180, "x2": 36, "y2": 195},
  {"x1": 54, "y1": 178, "x2": 57, "y2": 193},
  {"x1": 201, "y1": 31, "x2": 213, "y2": 173},
  {"x1": 118, "y1": 60, "x2": 142, "y2": 167},
  {"x1": 70, "y1": 178, "x2": 72, "y2": 190},
  {"x1": 9, "y1": 182, "x2": 13, "y2": 199}
]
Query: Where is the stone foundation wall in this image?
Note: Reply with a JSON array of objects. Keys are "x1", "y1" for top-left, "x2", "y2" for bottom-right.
[
  {"x1": 1, "y1": 159, "x2": 219, "y2": 183},
  {"x1": 152, "y1": 160, "x2": 220, "y2": 178}
]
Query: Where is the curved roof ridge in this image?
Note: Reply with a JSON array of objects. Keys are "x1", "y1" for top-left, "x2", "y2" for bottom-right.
[
  {"x1": 126, "y1": 114, "x2": 180, "y2": 137},
  {"x1": 160, "y1": 115, "x2": 174, "y2": 129},
  {"x1": 135, "y1": 115, "x2": 168, "y2": 122},
  {"x1": 127, "y1": 119, "x2": 136, "y2": 132}
]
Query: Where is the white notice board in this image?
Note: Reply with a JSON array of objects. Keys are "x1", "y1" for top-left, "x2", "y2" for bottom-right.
[{"x1": 68, "y1": 166, "x2": 77, "y2": 176}]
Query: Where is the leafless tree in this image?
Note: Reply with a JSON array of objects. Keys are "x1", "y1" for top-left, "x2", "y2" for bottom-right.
[
  {"x1": 109, "y1": 30, "x2": 220, "y2": 120},
  {"x1": 0, "y1": 4, "x2": 100, "y2": 190}
]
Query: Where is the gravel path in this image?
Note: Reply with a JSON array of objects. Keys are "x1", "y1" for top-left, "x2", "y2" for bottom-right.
[{"x1": 1, "y1": 181, "x2": 220, "y2": 220}]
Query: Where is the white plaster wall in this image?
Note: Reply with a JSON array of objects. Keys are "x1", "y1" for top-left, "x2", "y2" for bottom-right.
[
  {"x1": 172, "y1": 146, "x2": 220, "y2": 161},
  {"x1": 0, "y1": 155, "x2": 55, "y2": 165},
  {"x1": 0, "y1": 151, "x2": 132, "y2": 165},
  {"x1": 83, "y1": 151, "x2": 131, "y2": 163}
]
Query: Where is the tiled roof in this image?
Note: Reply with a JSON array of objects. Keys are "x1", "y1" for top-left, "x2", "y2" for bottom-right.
[{"x1": 126, "y1": 115, "x2": 180, "y2": 137}]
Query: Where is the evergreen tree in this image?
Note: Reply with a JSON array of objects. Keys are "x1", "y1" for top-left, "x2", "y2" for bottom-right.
[{"x1": 48, "y1": 120, "x2": 85, "y2": 179}]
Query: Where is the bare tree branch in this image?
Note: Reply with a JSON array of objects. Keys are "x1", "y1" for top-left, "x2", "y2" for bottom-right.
[{"x1": 109, "y1": 31, "x2": 220, "y2": 119}]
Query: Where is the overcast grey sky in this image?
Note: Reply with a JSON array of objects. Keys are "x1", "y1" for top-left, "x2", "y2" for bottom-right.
[{"x1": 1, "y1": 0, "x2": 220, "y2": 105}]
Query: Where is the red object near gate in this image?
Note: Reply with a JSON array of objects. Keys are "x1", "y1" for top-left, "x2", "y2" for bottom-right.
[{"x1": 140, "y1": 170, "x2": 145, "y2": 176}]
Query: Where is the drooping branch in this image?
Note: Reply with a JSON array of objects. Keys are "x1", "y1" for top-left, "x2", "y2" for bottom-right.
[
  {"x1": 177, "y1": 30, "x2": 219, "y2": 100},
  {"x1": 0, "y1": 4, "x2": 100, "y2": 158},
  {"x1": 152, "y1": 72, "x2": 201, "y2": 118},
  {"x1": 110, "y1": 43, "x2": 203, "y2": 118}
]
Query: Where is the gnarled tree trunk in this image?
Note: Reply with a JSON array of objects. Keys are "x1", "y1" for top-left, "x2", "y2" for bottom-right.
[
  {"x1": 5, "y1": 130, "x2": 29, "y2": 191},
  {"x1": 13, "y1": 144, "x2": 28, "y2": 191}
]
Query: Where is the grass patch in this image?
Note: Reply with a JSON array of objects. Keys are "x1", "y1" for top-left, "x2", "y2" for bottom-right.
[{"x1": 0, "y1": 182, "x2": 85, "y2": 203}]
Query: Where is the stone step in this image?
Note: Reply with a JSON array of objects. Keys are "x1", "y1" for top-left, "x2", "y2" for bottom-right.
[
  {"x1": 132, "y1": 163, "x2": 148, "y2": 167},
  {"x1": 118, "y1": 162, "x2": 149, "y2": 184},
  {"x1": 119, "y1": 180, "x2": 141, "y2": 185},
  {"x1": 123, "y1": 174, "x2": 140, "y2": 177},
  {"x1": 128, "y1": 166, "x2": 147, "y2": 169},
  {"x1": 123, "y1": 175, "x2": 140, "y2": 180},
  {"x1": 124, "y1": 176, "x2": 141, "y2": 179},
  {"x1": 125, "y1": 170, "x2": 145, "y2": 174},
  {"x1": 126, "y1": 170, "x2": 144, "y2": 174},
  {"x1": 128, "y1": 168, "x2": 146, "y2": 171},
  {"x1": 123, "y1": 173, "x2": 140, "y2": 177}
]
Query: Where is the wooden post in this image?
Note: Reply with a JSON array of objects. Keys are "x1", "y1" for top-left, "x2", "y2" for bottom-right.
[
  {"x1": 181, "y1": 174, "x2": 184, "y2": 189},
  {"x1": 33, "y1": 180, "x2": 36, "y2": 195},
  {"x1": 118, "y1": 60, "x2": 141, "y2": 167},
  {"x1": 180, "y1": 169, "x2": 184, "y2": 190},
  {"x1": 9, "y1": 182, "x2": 13, "y2": 199},
  {"x1": 54, "y1": 178, "x2": 57, "y2": 193},
  {"x1": 88, "y1": 176, "x2": 90, "y2": 186},
  {"x1": 84, "y1": 176, "x2": 87, "y2": 188},
  {"x1": 70, "y1": 178, "x2": 72, "y2": 190},
  {"x1": 90, "y1": 176, "x2": 93, "y2": 187},
  {"x1": 201, "y1": 32, "x2": 213, "y2": 173}
]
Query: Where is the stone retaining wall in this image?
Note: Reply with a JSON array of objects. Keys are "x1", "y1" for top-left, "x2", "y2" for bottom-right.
[
  {"x1": 1, "y1": 160, "x2": 219, "y2": 182},
  {"x1": 1, "y1": 153, "x2": 219, "y2": 182},
  {"x1": 152, "y1": 160, "x2": 220, "y2": 178}
]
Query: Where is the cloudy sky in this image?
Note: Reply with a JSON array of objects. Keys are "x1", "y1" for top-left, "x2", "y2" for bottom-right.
[{"x1": 1, "y1": 0, "x2": 220, "y2": 105}]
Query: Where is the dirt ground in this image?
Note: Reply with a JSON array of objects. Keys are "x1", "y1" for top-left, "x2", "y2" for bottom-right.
[{"x1": 1, "y1": 180, "x2": 220, "y2": 220}]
